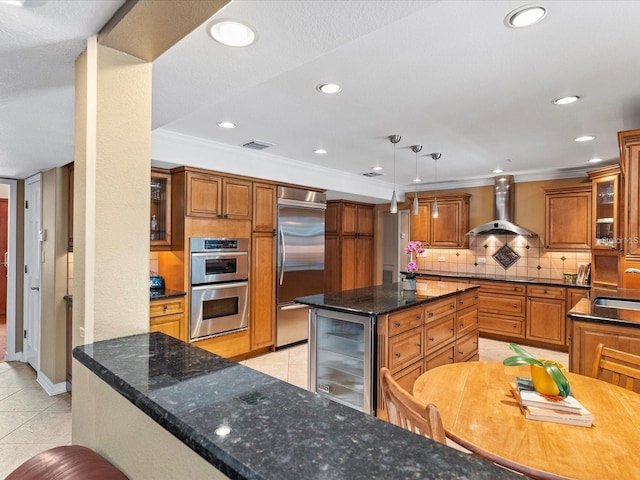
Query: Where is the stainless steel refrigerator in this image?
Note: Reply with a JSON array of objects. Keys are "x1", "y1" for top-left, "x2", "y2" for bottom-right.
[{"x1": 276, "y1": 186, "x2": 326, "y2": 348}]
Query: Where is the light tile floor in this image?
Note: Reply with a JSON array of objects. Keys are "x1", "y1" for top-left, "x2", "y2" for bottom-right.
[{"x1": 0, "y1": 338, "x2": 566, "y2": 478}]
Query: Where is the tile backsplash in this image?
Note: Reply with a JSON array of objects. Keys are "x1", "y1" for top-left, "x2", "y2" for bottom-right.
[{"x1": 415, "y1": 235, "x2": 591, "y2": 280}]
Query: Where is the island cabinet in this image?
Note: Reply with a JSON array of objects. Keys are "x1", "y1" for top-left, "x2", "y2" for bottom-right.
[
  {"x1": 544, "y1": 184, "x2": 592, "y2": 251},
  {"x1": 325, "y1": 200, "x2": 375, "y2": 292},
  {"x1": 149, "y1": 296, "x2": 186, "y2": 341},
  {"x1": 409, "y1": 193, "x2": 470, "y2": 248},
  {"x1": 378, "y1": 288, "x2": 479, "y2": 406}
]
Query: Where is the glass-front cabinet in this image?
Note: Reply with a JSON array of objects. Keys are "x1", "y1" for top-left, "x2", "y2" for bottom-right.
[
  {"x1": 309, "y1": 308, "x2": 374, "y2": 414},
  {"x1": 151, "y1": 168, "x2": 172, "y2": 249},
  {"x1": 588, "y1": 165, "x2": 621, "y2": 250}
]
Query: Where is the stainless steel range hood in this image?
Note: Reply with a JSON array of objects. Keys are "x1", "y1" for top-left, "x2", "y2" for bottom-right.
[{"x1": 466, "y1": 175, "x2": 536, "y2": 236}]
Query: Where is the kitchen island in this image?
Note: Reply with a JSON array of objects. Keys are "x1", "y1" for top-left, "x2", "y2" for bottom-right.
[
  {"x1": 295, "y1": 281, "x2": 480, "y2": 417},
  {"x1": 72, "y1": 332, "x2": 519, "y2": 480}
]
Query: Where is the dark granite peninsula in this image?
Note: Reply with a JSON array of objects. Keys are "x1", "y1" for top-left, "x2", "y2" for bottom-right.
[
  {"x1": 295, "y1": 281, "x2": 480, "y2": 417},
  {"x1": 72, "y1": 332, "x2": 519, "y2": 480},
  {"x1": 567, "y1": 288, "x2": 640, "y2": 387}
]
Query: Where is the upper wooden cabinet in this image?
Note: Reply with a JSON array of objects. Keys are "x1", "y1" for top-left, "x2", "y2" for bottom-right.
[
  {"x1": 184, "y1": 170, "x2": 252, "y2": 220},
  {"x1": 325, "y1": 200, "x2": 375, "y2": 292},
  {"x1": 252, "y1": 183, "x2": 276, "y2": 232},
  {"x1": 588, "y1": 165, "x2": 621, "y2": 251},
  {"x1": 620, "y1": 129, "x2": 640, "y2": 258},
  {"x1": 544, "y1": 184, "x2": 592, "y2": 250},
  {"x1": 409, "y1": 193, "x2": 470, "y2": 248},
  {"x1": 150, "y1": 168, "x2": 172, "y2": 250}
]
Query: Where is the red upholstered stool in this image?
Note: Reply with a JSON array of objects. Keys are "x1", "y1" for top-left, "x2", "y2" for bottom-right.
[{"x1": 6, "y1": 445, "x2": 128, "y2": 480}]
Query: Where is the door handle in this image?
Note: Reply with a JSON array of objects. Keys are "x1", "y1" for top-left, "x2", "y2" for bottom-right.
[
  {"x1": 3, "y1": 252, "x2": 7, "y2": 268},
  {"x1": 31, "y1": 287, "x2": 39, "y2": 291},
  {"x1": 279, "y1": 225, "x2": 286, "y2": 286}
]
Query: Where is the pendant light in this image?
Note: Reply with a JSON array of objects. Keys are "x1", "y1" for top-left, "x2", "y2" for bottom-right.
[
  {"x1": 431, "y1": 153, "x2": 442, "y2": 218},
  {"x1": 389, "y1": 135, "x2": 401, "y2": 213},
  {"x1": 411, "y1": 145, "x2": 422, "y2": 215}
]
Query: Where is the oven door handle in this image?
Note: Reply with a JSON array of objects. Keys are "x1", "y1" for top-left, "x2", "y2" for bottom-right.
[
  {"x1": 191, "y1": 281, "x2": 248, "y2": 291},
  {"x1": 191, "y1": 251, "x2": 247, "y2": 259},
  {"x1": 279, "y1": 225, "x2": 286, "y2": 286}
]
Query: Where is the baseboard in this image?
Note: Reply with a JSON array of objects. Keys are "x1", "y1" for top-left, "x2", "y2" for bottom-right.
[
  {"x1": 3, "y1": 350, "x2": 22, "y2": 362},
  {"x1": 37, "y1": 370, "x2": 68, "y2": 396}
]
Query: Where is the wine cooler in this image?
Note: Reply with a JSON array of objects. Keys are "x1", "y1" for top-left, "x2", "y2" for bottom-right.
[{"x1": 309, "y1": 308, "x2": 374, "y2": 414}]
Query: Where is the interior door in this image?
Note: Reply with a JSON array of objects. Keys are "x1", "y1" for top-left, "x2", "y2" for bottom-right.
[
  {"x1": 23, "y1": 174, "x2": 41, "y2": 370},
  {"x1": 0, "y1": 198, "x2": 7, "y2": 315}
]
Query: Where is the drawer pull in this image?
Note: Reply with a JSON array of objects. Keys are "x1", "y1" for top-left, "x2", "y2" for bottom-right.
[
  {"x1": 459, "y1": 350, "x2": 464, "y2": 355},
  {"x1": 416, "y1": 314, "x2": 422, "y2": 320},
  {"x1": 450, "y1": 304, "x2": 455, "y2": 309},
  {"x1": 513, "y1": 304, "x2": 518, "y2": 309},
  {"x1": 450, "y1": 327, "x2": 454, "y2": 332},
  {"x1": 448, "y1": 356, "x2": 454, "y2": 361},
  {"x1": 513, "y1": 324, "x2": 518, "y2": 329},
  {"x1": 459, "y1": 301, "x2": 464, "y2": 306},
  {"x1": 395, "y1": 322, "x2": 401, "y2": 327},
  {"x1": 416, "y1": 342, "x2": 421, "y2": 347},
  {"x1": 544, "y1": 289, "x2": 548, "y2": 294},
  {"x1": 429, "y1": 337, "x2": 435, "y2": 342},
  {"x1": 395, "y1": 353, "x2": 402, "y2": 358},
  {"x1": 428, "y1": 312, "x2": 434, "y2": 317},
  {"x1": 163, "y1": 305, "x2": 168, "y2": 311}
]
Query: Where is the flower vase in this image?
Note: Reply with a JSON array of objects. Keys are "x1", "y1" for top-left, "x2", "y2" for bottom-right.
[{"x1": 403, "y1": 278, "x2": 417, "y2": 291}]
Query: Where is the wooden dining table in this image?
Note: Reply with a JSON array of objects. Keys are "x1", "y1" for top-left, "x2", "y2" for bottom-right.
[{"x1": 413, "y1": 361, "x2": 640, "y2": 480}]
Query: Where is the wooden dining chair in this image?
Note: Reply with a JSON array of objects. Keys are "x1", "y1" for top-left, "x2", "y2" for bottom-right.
[
  {"x1": 591, "y1": 343, "x2": 640, "y2": 391},
  {"x1": 380, "y1": 367, "x2": 447, "y2": 444}
]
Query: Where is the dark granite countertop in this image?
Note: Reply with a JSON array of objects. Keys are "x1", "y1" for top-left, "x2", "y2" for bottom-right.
[
  {"x1": 295, "y1": 281, "x2": 478, "y2": 316},
  {"x1": 73, "y1": 332, "x2": 520, "y2": 480},
  {"x1": 149, "y1": 288, "x2": 186, "y2": 300},
  {"x1": 568, "y1": 288, "x2": 640, "y2": 328},
  {"x1": 415, "y1": 270, "x2": 591, "y2": 289}
]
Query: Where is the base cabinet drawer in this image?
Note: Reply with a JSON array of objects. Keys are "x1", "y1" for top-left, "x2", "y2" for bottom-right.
[
  {"x1": 389, "y1": 327, "x2": 424, "y2": 372},
  {"x1": 425, "y1": 314, "x2": 455, "y2": 352},
  {"x1": 150, "y1": 296, "x2": 186, "y2": 341},
  {"x1": 392, "y1": 361, "x2": 424, "y2": 394},
  {"x1": 424, "y1": 298, "x2": 457, "y2": 322},
  {"x1": 457, "y1": 305, "x2": 478, "y2": 337},
  {"x1": 456, "y1": 330, "x2": 479, "y2": 362},
  {"x1": 424, "y1": 344, "x2": 455, "y2": 371},
  {"x1": 388, "y1": 306, "x2": 424, "y2": 336},
  {"x1": 479, "y1": 313, "x2": 524, "y2": 337},
  {"x1": 150, "y1": 298, "x2": 185, "y2": 317},
  {"x1": 479, "y1": 292, "x2": 526, "y2": 316}
]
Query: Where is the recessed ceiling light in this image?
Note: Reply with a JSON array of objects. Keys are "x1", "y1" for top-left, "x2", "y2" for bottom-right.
[
  {"x1": 217, "y1": 121, "x2": 236, "y2": 129},
  {"x1": 0, "y1": 0, "x2": 26, "y2": 5},
  {"x1": 316, "y1": 83, "x2": 342, "y2": 94},
  {"x1": 588, "y1": 157, "x2": 603, "y2": 163},
  {"x1": 207, "y1": 19, "x2": 256, "y2": 47},
  {"x1": 371, "y1": 166, "x2": 383, "y2": 171},
  {"x1": 575, "y1": 135, "x2": 595, "y2": 142},
  {"x1": 493, "y1": 168, "x2": 504, "y2": 173},
  {"x1": 553, "y1": 96, "x2": 580, "y2": 105},
  {"x1": 313, "y1": 149, "x2": 327, "y2": 155},
  {"x1": 504, "y1": 5, "x2": 547, "y2": 28}
]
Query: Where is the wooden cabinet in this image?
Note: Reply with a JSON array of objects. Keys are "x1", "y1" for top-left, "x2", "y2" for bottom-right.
[
  {"x1": 150, "y1": 296, "x2": 186, "y2": 340},
  {"x1": 570, "y1": 319, "x2": 640, "y2": 393},
  {"x1": 325, "y1": 200, "x2": 375, "y2": 293},
  {"x1": 620, "y1": 128, "x2": 640, "y2": 259},
  {"x1": 544, "y1": 184, "x2": 592, "y2": 250},
  {"x1": 150, "y1": 168, "x2": 172, "y2": 250},
  {"x1": 478, "y1": 280, "x2": 526, "y2": 339},
  {"x1": 249, "y1": 182, "x2": 277, "y2": 350},
  {"x1": 184, "y1": 170, "x2": 252, "y2": 220},
  {"x1": 377, "y1": 288, "x2": 479, "y2": 418},
  {"x1": 526, "y1": 285, "x2": 566, "y2": 346},
  {"x1": 409, "y1": 193, "x2": 470, "y2": 248}
]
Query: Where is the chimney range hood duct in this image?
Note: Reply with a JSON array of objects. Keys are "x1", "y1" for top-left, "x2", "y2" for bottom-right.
[{"x1": 466, "y1": 175, "x2": 536, "y2": 236}]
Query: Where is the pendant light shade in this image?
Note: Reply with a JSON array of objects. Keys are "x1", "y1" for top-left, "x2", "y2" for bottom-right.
[
  {"x1": 389, "y1": 135, "x2": 401, "y2": 214},
  {"x1": 431, "y1": 153, "x2": 442, "y2": 218},
  {"x1": 411, "y1": 145, "x2": 422, "y2": 215},
  {"x1": 412, "y1": 193, "x2": 419, "y2": 215}
]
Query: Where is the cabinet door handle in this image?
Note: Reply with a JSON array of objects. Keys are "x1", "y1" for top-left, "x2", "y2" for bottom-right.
[
  {"x1": 395, "y1": 322, "x2": 401, "y2": 327},
  {"x1": 450, "y1": 327, "x2": 454, "y2": 332},
  {"x1": 429, "y1": 337, "x2": 435, "y2": 342},
  {"x1": 458, "y1": 350, "x2": 464, "y2": 355},
  {"x1": 395, "y1": 353, "x2": 401, "y2": 358},
  {"x1": 416, "y1": 343, "x2": 421, "y2": 347}
]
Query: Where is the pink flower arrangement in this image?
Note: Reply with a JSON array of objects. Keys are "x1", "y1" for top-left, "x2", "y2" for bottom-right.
[{"x1": 403, "y1": 241, "x2": 424, "y2": 279}]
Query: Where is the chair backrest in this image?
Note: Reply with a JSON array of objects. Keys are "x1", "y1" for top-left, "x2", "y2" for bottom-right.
[
  {"x1": 591, "y1": 343, "x2": 640, "y2": 391},
  {"x1": 380, "y1": 367, "x2": 447, "y2": 444}
]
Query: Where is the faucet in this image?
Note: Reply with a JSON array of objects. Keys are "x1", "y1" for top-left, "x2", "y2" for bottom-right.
[{"x1": 625, "y1": 268, "x2": 640, "y2": 274}]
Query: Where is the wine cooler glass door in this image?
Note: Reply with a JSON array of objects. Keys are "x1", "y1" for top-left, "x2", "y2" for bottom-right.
[{"x1": 310, "y1": 309, "x2": 373, "y2": 414}]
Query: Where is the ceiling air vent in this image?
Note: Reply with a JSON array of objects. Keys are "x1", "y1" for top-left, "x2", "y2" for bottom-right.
[
  {"x1": 242, "y1": 139, "x2": 273, "y2": 150},
  {"x1": 362, "y1": 172, "x2": 382, "y2": 177}
]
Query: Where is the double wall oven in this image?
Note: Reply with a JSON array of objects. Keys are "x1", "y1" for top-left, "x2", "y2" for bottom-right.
[{"x1": 189, "y1": 238, "x2": 249, "y2": 341}]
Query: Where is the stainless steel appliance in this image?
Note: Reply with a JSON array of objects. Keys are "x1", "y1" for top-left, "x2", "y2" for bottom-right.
[
  {"x1": 276, "y1": 186, "x2": 326, "y2": 348},
  {"x1": 189, "y1": 238, "x2": 249, "y2": 341},
  {"x1": 309, "y1": 308, "x2": 374, "y2": 414}
]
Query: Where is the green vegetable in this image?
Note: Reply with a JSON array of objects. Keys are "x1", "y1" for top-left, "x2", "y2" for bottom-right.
[{"x1": 503, "y1": 343, "x2": 571, "y2": 397}]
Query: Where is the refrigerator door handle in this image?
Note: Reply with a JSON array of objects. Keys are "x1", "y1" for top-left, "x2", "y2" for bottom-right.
[{"x1": 279, "y1": 224, "x2": 286, "y2": 286}]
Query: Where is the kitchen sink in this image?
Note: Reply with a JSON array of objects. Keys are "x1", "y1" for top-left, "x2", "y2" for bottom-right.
[{"x1": 593, "y1": 297, "x2": 640, "y2": 311}]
